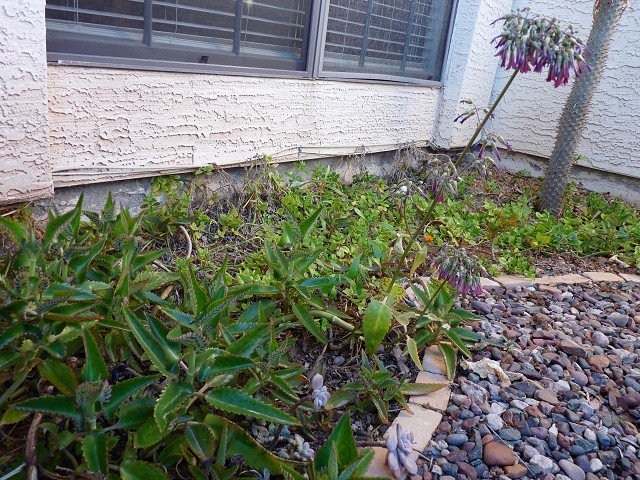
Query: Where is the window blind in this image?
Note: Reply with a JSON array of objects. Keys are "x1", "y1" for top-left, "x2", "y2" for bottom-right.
[
  {"x1": 322, "y1": 0, "x2": 454, "y2": 81},
  {"x1": 46, "y1": 0, "x2": 145, "y2": 41},
  {"x1": 45, "y1": 0, "x2": 311, "y2": 70}
]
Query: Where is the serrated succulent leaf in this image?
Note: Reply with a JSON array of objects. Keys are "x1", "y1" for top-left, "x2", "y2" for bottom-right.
[
  {"x1": 185, "y1": 423, "x2": 216, "y2": 461},
  {"x1": 363, "y1": 300, "x2": 392, "y2": 354},
  {"x1": 292, "y1": 303, "x2": 326, "y2": 344},
  {"x1": 14, "y1": 396, "x2": 82, "y2": 423},
  {"x1": 154, "y1": 382, "x2": 193, "y2": 432},
  {"x1": 38, "y1": 359, "x2": 78, "y2": 396},
  {"x1": 206, "y1": 388, "x2": 298, "y2": 425},
  {"x1": 81, "y1": 327, "x2": 108, "y2": 383},
  {"x1": 438, "y1": 343, "x2": 457, "y2": 380},
  {"x1": 82, "y1": 431, "x2": 108, "y2": 474},
  {"x1": 103, "y1": 375, "x2": 159, "y2": 419},
  {"x1": 405, "y1": 337, "x2": 424, "y2": 372},
  {"x1": 204, "y1": 414, "x2": 304, "y2": 479},
  {"x1": 120, "y1": 460, "x2": 170, "y2": 480}
]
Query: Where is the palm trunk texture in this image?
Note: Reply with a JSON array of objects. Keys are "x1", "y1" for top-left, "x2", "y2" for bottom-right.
[{"x1": 538, "y1": 0, "x2": 627, "y2": 216}]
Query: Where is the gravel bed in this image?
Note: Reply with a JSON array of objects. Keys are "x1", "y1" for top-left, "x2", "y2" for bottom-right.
[{"x1": 422, "y1": 281, "x2": 640, "y2": 480}]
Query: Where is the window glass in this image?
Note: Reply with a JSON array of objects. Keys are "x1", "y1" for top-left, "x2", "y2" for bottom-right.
[
  {"x1": 322, "y1": 0, "x2": 454, "y2": 81},
  {"x1": 46, "y1": 0, "x2": 145, "y2": 41},
  {"x1": 46, "y1": 0, "x2": 311, "y2": 70}
]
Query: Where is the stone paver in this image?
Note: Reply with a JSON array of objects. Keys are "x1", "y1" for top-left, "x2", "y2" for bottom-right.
[
  {"x1": 422, "y1": 345, "x2": 447, "y2": 375},
  {"x1": 535, "y1": 274, "x2": 590, "y2": 285},
  {"x1": 365, "y1": 346, "x2": 449, "y2": 478},
  {"x1": 620, "y1": 273, "x2": 640, "y2": 285},
  {"x1": 410, "y1": 371, "x2": 451, "y2": 411},
  {"x1": 494, "y1": 275, "x2": 534, "y2": 288},
  {"x1": 582, "y1": 271, "x2": 624, "y2": 282},
  {"x1": 480, "y1": 277, "x2": 501, "y2": 289}
]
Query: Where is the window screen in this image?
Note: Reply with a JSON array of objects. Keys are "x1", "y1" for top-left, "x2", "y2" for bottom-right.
[
  {"x1": 45, "y1": 0, "x2": 312, "y2": 71},
  {"x1": 322, "y1": 0, "x2": 454, "y2": 81}
]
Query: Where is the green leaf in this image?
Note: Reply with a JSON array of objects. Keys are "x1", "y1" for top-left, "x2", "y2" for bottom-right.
[
  {"x1": 38, "y1": 360, "x2": 78, "y2": 396},
  {"x1": 199, "y1": 354, "x2": 255, "y2": 381},
  {"x1": 120, "y1": 460, "x2": 170, "y2": 480},
  {"x1": 0, "y1": 351, "x2": 21, "y2": 370},
  {"x1": 449, "y1": 326, "x2": 484, "y2": 342},
  {"x1": 237, "y1": 300, "x2": 276, "y2": 323},
  {"x1": 292, "y1": 303, "x2": 326, "y2": 344},
  {"x1": 82, "y1": 431, "x2": 108, "y2": 474},
  {"x1": 103, "y1": 375, "x2": 159, "y2": 419},
  {"x1": 438, "y1": 343, "x2": 457, "y2": 381},
  {"x1": 300, "y1": 206, "x2": 323, "y2": 242},
  {"x1": 81, "y1": 328, "x2": 108, "y2": 383},
  {"x1": 206, "y1": 388, "x2": 299, "y2": 426},
  {"x1": 400, "y1": 383, "x2": 448, "y2": 395},
  {"x1": 323, "y1": 389, "x2": 356, "y2": 410},
  {"x1": 315, "y1": 413, "x2": 358, "y2": 471},
  {"x1": 131, "y1": 249, "x2": 166, "y2": 272},
  {"x1": 44, "y1": 207, "x2": 78, "y2": 250},
  {"x1": 14, "y1": 396, "x2": 82, "y2": 423},
  {"x1": 343, "y1": 448, "x2": 376, "y2": 480},
  {"x1": 0, "y1": 324, "x2": 26, "y2": 349},
  {"x1": 264, "y1": 242, "x2": 289, "y2": 273},
  {"x1": 370, "y1": 394, "x2": 388, "y2": 423},
  {"x1": 410, "y1": 283, "x2": 431, "y2": 308},
  {"x1": 449, "y1": 308, "x2": 478, "y2": 320},
  {"x1": 405, "y1": 337, "x2": 423, "y2": 372},
  {"x1": 0, "y1": 216, "x2": 27, "y2": 244},
  {"x1": 123, "y1": 307, "x2": 175, "y2": 377},
  {"x1": 204, "y1": 414, "x2": 304, "y2": 479},
  {"x1": 0, "y1": 408, "x2": 30, "y2": 425},
  {"x1": 155, "y1": 382, "x2": 193, "y2": 432},
  {"x1": 68, "y1": 239, "x2": 105, "y2": 282},
  {"x1": 226, "y1": 324, "x2": 269, "y2": 356},
  {"x1": 363, "y1": 300, "x2": 392, "y2": 355},
  {"x1": 147, "y1": 315, "x2": 181, "y2": 366},
  {"x1": 185, "y1": 423, "x2": 216, "y2": 461},
  {"x1": 443, "y1": 330, "x2": 472, "y2": 359},
  {"x1": 248, "y1": 285, "x2": 281, "y2": 296},
  {"x1": 116, "y1": 399, "x2": 155, "y2": 429},
  {"x1": 134, "y1": 418, "x2": 166, "y2": 448}
]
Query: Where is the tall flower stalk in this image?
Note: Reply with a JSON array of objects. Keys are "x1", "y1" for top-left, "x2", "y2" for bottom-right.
[{"x1": 369, "y1": 8, "x2": 591, "y2": 358}]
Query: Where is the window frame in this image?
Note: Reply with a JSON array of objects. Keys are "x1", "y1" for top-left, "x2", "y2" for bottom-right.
[{"x1": 45, "y1": 0, "x2": 458, "y2": 86}]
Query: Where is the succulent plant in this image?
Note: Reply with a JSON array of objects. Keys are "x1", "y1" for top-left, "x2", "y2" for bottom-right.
[
  {"x1": 310, "y1": 373, "x2": 330, "y2": 410},
  {"x1": 385, "y1": 424, "x2": 417, "y2": 479}
]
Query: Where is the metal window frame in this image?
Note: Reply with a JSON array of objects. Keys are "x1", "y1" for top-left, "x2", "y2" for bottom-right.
[
  {"x1": 45, "y1": 0, "x2": 458, "y2": 87},
  {"x1": 313, "y1": 0, "x2": 458, "y2": 86}
]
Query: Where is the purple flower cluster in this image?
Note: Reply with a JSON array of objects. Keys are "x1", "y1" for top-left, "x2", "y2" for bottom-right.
[
  {"x1": 422, "y1": 159, "x2": 461, "y2": 204},
  {"x1": 493, "y1": 8, "x2": 590, "y2": 87},
  {"x1": 431, "y1": 245, "x2": 488, "y2": 296}
]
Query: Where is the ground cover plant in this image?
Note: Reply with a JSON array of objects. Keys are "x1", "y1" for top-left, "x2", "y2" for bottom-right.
[
  {"x1": 2, "y1": 7, "x2": 640, "y2": 480},
  {"x1": 1, "y1": 159, "x2": 639, "y2": 480}
]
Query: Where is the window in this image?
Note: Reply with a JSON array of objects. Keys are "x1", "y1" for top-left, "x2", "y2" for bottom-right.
[
  {"x1": 46, "y1": 0, "x2": 312, "y2": 71},
  {"x1": 45, "y1": 0, "x2": 456, "y2": 83},
  {"x1": 320, "y1": 0, "x2": 455, "y2": 81}
]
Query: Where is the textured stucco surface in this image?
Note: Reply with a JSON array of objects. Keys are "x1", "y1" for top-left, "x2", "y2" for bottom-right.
[
  {"x1": 489, "y1": 0, "x2": 640, "y2": 179},
  {"x1": 0, "y1": 0, "x2": 53, "y2": 204},
  {"x1": 435, "y1": 0, "x2": 512, "y2": 148},
  {"x1": 48, "y1": 68, "x2": 441, "y2": 186}
]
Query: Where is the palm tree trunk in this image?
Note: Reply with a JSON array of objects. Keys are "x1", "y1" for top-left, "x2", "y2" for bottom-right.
[{"x1": 538, "y1": 0, "x2": 627, "y2": 216}]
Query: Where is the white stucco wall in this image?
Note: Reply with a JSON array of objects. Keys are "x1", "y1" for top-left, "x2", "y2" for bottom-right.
[
  {"x1": 48, "y1": 68, "x2": 441, "y2": 187},
  {"x1": 435, "y1": 0, "x2": 512, "y2": 148},
  {"x1": 489, "y1": 0, "x2": 640, "y2": 179},
  {"x1": 0, "y1": 0, "x2": 53, "y2": 204}
]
